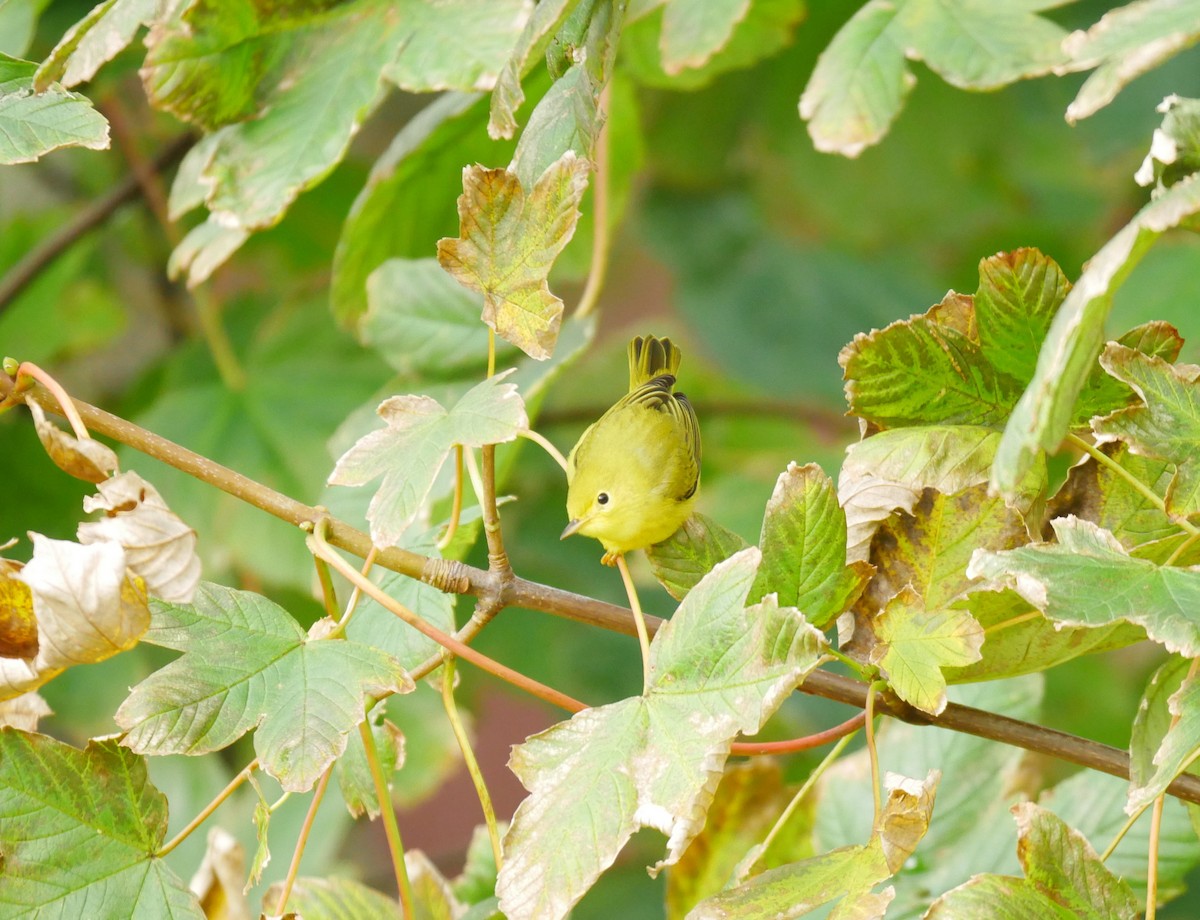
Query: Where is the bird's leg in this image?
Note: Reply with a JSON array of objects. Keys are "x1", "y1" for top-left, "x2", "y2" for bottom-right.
[{"x1": 601, "y1": 550, "x2": 619, "y2": 566}]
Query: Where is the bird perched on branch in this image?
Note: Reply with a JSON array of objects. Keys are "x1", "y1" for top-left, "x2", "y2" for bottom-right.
[{"x1": 561, "y1": 335, "x2": 701, "y2": 565}]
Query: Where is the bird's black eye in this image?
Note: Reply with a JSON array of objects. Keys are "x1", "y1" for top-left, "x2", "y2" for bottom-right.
[{"x1": 597, "y1": 492, "x2": 609, "y2": 506}]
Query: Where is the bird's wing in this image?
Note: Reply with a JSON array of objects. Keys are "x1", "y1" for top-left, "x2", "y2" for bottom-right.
[{"x1": 617, "y1": 374, "x2": 701, "y2": 499}]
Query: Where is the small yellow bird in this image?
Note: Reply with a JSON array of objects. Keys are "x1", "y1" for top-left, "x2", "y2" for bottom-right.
[{"x1": 562, "y1": 335, "x2": 701, "y2": 565}]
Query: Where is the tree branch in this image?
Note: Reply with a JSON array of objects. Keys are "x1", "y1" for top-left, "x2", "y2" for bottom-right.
[{"x1": 9, "y1": 374, "x2": 1200, "y2": 805}]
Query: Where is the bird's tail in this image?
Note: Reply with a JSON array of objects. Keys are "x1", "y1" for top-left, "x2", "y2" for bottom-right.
[{"x1": 627, "y1": 335, "x2": 681, "y2": 391}]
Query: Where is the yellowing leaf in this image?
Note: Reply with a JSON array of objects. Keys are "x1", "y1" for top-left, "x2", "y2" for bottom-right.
[
  {"x1": 27, "y1": 399, "x2": 117, "y2": 483},
  {"x1": 437, "y1": 151, "x2": 589, "y2": 359},
  {"x1": 78, "y1": 471, "x2": 200, "y2": 603},
  {"x1": 327, "y1": 371, "x2": 528, "y2": 548},
  {"x1": 0, "y1": 558, "x2": 37, "y2": 659},
  {"x1": 870, "y1": 587, "x2": 983, "y2": 715}
]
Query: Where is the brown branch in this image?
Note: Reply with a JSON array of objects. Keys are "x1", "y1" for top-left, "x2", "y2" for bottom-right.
[
  {"x1": 0, "y1": 134, "x2": 194, "y2": 312},
  {"x1": 10, "y1": 375, "x2": 1200, "y2": 806}
]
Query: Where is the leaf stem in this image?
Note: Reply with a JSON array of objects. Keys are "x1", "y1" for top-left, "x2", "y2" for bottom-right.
[
  {"x1": 312, "y1": 552, "x2": 339, "y2": 619},
  {"x1": 441, "y1": 658, "x2": 504, "y2": 870},
  {"x1": 332, "y1": 546, "x2": 378, "y2": 636},
  {"x1": 487, "y1": 328, "x2": 496, "y2": 379},
  {"x1": 575, "y1": 82, "x2": 611, "y2": 321},
  {"x1": 983, "y1": 610, "x2": 1044, "y2": 635},
  {"x1": 13, "y1": 363, "x2": 90, "y2": 438},
  {"x1": 731, "y1": 712, "x2": 866, "y2": 756},
  {"x1": 156, "y1": 759, "x2": 257, "y2": 858},
  {"x1": 358, "y1": 718, "x2": 415, "y2": 918},
  {"x1": 615, "y1": 554, "x2": 653, "y2": 693},
  {"x1": 1147, "y1": 795, "x2": 1165, "y2": 920},
  {"x1": 193, "y1": 285, "x2": 247, "y2": 392},
  {"x1": 274, "y1": 766, "x2": 332, "y2": 913},
  {"x1": 825, "y1": 646, "x2": 868, "y2": 679},
  {"x1": 437, "y1": 445, "x2": 466, "y2": 551},
  {"x1": 738, "y1": 731, "x2": 857, "y2": 881},
  {"x1": 866, "y1": 681, "x2": 883, "y2": 825},
  {"x1": 1101, "y1": 801, "x2": 1152, "y2": 861},
  {"x1": 309, "y1": 523, "x2": 586, "y2": 713},
  {"x1": 518, "y1": 428, "x2": 569, "y2": 472},
  {"x1": 1165, "y1": 531, "x2": 1200, "y2": 567}
]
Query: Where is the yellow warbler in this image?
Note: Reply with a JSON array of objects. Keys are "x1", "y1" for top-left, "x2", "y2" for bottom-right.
[{"x1": 561, "y1": 335, "x2": 701, "y2": 565}]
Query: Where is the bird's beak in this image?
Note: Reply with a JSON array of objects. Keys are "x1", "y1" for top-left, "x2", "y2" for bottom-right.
[{"x1": 560, "y1": 518, "x2": 584, "y2": 540}]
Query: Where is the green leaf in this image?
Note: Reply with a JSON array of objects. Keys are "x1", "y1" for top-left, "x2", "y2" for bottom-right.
[
  {"x1": 799, "y1": 0, "x2": 1067, "y2": 157},
  {"x1": 264, "y1": 876, "x2": 405, "y2": 918},
  {"x1": 488, "y1": 0, "x2": 580, "y2": 139},
  {"x1": 115, "y1": 583, "x2": 412, "y2": 792},
  {"x1": 0, "y1": 0, "x2": 51, "y2": 58},
  {"x1": 362, "y1": 257, "x2": 495, "y2": 377},
  {"x1": 659, "y1": 0, "x2": 750, "y2": 75},
  {"x1": 166, "y1": 217, "x2": 249, "y2": 287},
  {"x1": 839, "y1": 425, "x2": 1044, "y2": 563},
  {"x1": 1063, "y1": 1, "x2": 1200, "y2": 124},
  {"x1": 336, "y1": 713, "x2": 403, "y2": 819},
  {"x1": 381, "y1": 0, "x2": 532, "y2": 93},
  {"x1": 495, "y1": 548, "x2": 827, "y2": 920},
  {"x1": 974, "y1": 248, "x2": 1071, "y2": 384},
  {"x1": 0, "y1": 731, "x2": 201, "y2": 917},
  {"x1": 1135, "y1": 95, "x2": 1200, "y2": 190},
  {"x1": 992, "y1": 174, "x2": 1200, "y2": 501},
  {"x1": 968, "y1": 516, "x2": 1200, "y2": 657},
  {"x1": 510, "y1": 62, "x2": 600, "y2": 191},
  {"x1": 0, "y1": 54, "x2": 108, "y2": 164},
  {"x1": 454, "y1": 822, "x2": 503, "y2": 906},
  {"x1": 621, "y1": 0, "x2": 804, "y2": 91},
  {"x1": 645, "y1": 512, "x2": 750, "y2": 601},
  {"x1": 34, "y1": 0, "x2": 157, "y2": 89},
  {"x1": 1072, "y1": 320, "x2": 1183, "y2": 425},
  {"x1": 691, "y1": 771, "x2": 939, "y2": 919},
  {"x1": 750, "y1": 462, "x2": 871, "y2": 629},
  {"x1": 327, "y1": 371, "x2": 528, "y2": 548},
  {"x1": 927, "y1": 804, "x2": 1139, "y2": 920},
  {"x1": 870, "y1": 586, "x2": 983, "y2": 715},
  {"x1": 1093, "y1": 344, "x2": 1200, "y2": 518},
  {"x1": 331, "y1": 91, "x2": 517, "y2": 327},
  {"x1": 1128, "y1": 656, "x2": 1193, "y2": 813},
  {"x1": 437, "y1": 152, "x2": 589, "y2": 360},
  {"x1": 667, "y1": 761, "x2": 814, "y2": 918}
]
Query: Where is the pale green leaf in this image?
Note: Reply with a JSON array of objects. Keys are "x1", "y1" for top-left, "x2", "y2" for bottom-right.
[
  {"x1": 870, "y1": 586, "x2": 983, "y2": 715},
  {"x1": 330, "y1": 91, "x2": 516, "y2": 327},
  {"x1": 0, "y1": 732, "x2": 202, "y2": 918},
  {"x1": 800, "y1": 0, "x2": 1067, "y2": 157},
  {"x1": 1128, "y1": 656, "x2": 1192, "y2": 812},
  {"x1": 408, "y1": 850, "x2": 468, "y2": 919},
  {"x1": 840, "y1": 293, "x2": 1019, "y2": 429},
  {"x1": 0, "y1": 0, "x2": 51, "y2": 58},
  {"x1": 839, "y1": 425, "x2": 1044, "y2": 563},
  {"x1": 645, "y1": 512, "x2": 750, "y2": 601},
  {"x1": 992, "y1": 174, "x2": 1200, "y2": 501},
  {"x1": 327, "y1": 371, "x2": 528, "y2": 548},
  {"x1": 667, "y1": 761, "x2": 814, "y2": 918},
  {"x1": 926, "y1": 876, "x2": 1081, "y2": 919},
  {"x1": 750, "y1": 461, "x2": 870, "y2": 629},
  {"x1": 437, "y1": 152, "x2": 589, "y2": 360},
  {"x1": 1093, "y1": 344, "x2": 1200, "y2": 518},
  {"x1": 336, "y1": 714, "x2": 403, "y2": 819},
  {"x1": 362, "y1": 257, "x2": 495, "y2": 377},
  {"x1": 454, "y1": 822, "x2": 504, "y2": 905},
  {"x1": 166, "y1": 215, "x2": 249, "y2": 287},
  {"x1": 968, "y1": 516, "x2": 1200, "y2": 656},
  {"x1": 0, "y1": 54, "x2": 108, "y2": 164},
  {"x1": 34, "y1": 0, "x2": 157, "y2": 89},
  {"x1": 1063, "y1": 0, "x2": 1200, "y2": 123},
  {"x1": 1072, "y1": 320, "x2": 1183, "y2": 426},
  {"x1": 621, "y1": 0, "x2": 803, "y2": 91},
  {"x1": 382, "y1": 0, "x2": 532, "y2": 93},
  {"x1": 496, "y1": 549, "x2": 827, "y2": 920},
  {"x1": 1135, "y1": 95, "x2": 1200, "y2": 189},
  {"x1": 659, "y1": 0, "x2": 749, "y2": 75},
  {"x1": 511, "y1": 62, "x2": 599, "y2": 190},
  {"x1": 974, "y1": 248, "x2": 1070, "y2": 384},
  {"x1": 263, "y1": 876, "x2": 405, "y2": 918},
  {"x1": 487, "y1": 0, "x2": 579, "y2": 139},
  {"x1": 115, "y1": 583, "x2": 412, "y2": 792}
]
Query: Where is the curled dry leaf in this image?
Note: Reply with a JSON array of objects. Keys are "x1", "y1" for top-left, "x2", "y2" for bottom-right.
[
  {"x1": 0, "y1": 690, "x2": 52, "y2": 730},
  {"x1": 0, "y1": 558, "x2": 38, "y2": 658},
  {"x1": 27, "y1": 400, "x2": 118, "y2": 483},
  {"x1": 1, "y1": 535, "x2": 149, "y2": 701},
  {"x1": 79, "y1": 471, "x2": 200, "y2": 603},
  {"x1": 188, "y1": 827, "x2": 252, "y2": 920}
]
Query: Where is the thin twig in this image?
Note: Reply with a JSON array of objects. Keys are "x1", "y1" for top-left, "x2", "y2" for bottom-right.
[
  {"x1": 519, "y1": 428, "x2": 569, "y2": 472},
  {"x1": 156, "y1": 760, "x2": 257, "y2": 857},
  {"x1": 442, "y1": 659, "x2": 503, "y2": 870},
  {"x1": 0, "y1": 134, "x2": 194, "y2": 311},
  {"x1": 730, "y1": 712, "x2": 866, "y2": 756},
  {"x1": 436, "y1": 445, "x2": 465, "y2": 551},
  {"x1": 274, "y1": 766, "x2": 333, "y2": 911},
  {"x1": 866, "y1": 682, "x2": 882, "y2": 824},
  {"x1": 358, "y1": 718, "x2": 414, "y2": 918}
]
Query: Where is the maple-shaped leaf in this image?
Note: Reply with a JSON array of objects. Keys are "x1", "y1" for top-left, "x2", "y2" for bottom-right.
[
  {"x1": 968, "y1": 516, "x2": 1200, "y2": 657},
  {"x1": 926, "y1": 803, "x2": 1138, "y2": 919},
  {"x1": 26, "y1": 400, "x2": 117, "y2": 483},
  {"x1": 3, "y1": 534, "x2": 148, "y2": 701},
  {"x1": 437, "y1": 151, "x2": 589, "y2": 360},
  {"x1": 78, "y1": 471, "x2": 200, "y2": 603},
  {"x1": 495, "y1": 548, "x2": 827, "y2": 920},
  {"x1": 327, "y1": 371, "x2": 528, "y2": 548},
  {"x1": 750, "y1": 462, "x2": 872, "y2": 628},
  {"x1": 689, "y1": 771, "x2": 939, "y2": 919},
  {"x1": 115, "y1": 583, "x2": 412, "y2": 792},
  {"x1": 0, "y1": 731, "x2": 202, "y2": 917},
  {"x1": 1093, "y1": 344, "x2": 1200, "y2": 519},
  {"x1": 870, "y1": 586, "x2": 983, "y2": 715}
]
